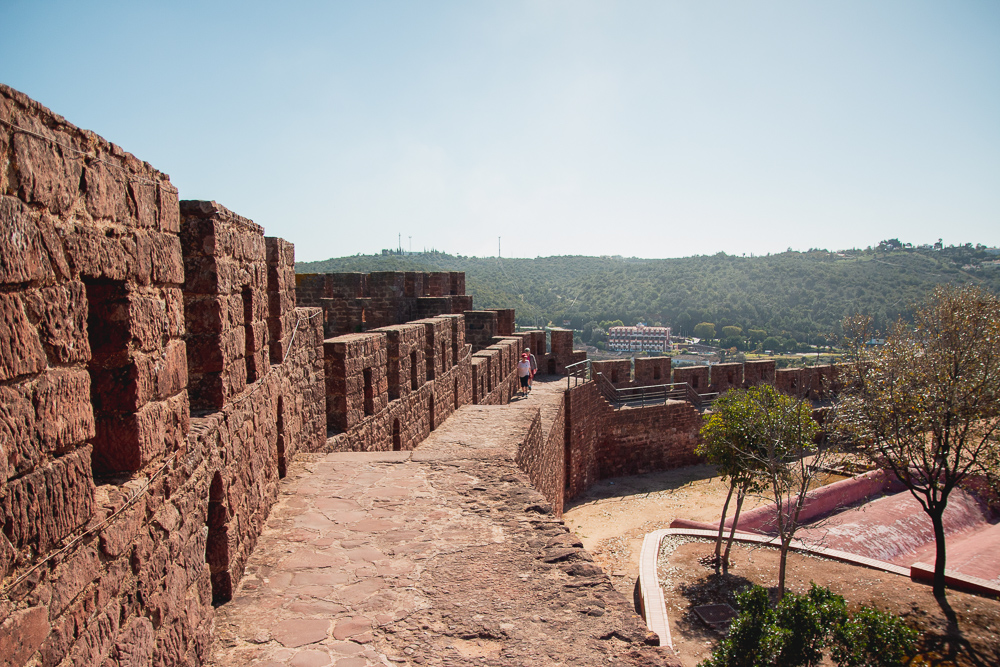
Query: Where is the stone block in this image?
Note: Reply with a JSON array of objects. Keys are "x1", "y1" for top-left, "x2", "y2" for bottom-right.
[
  {"x1": 48, "y1": 544, "x2": 101, "y2": 618},
  {"x1": 0, "y1": 195, "x2": 54, "y2": 284},
  {"x1": 83, "y1": 160, "x2": 131, "y2": 222},
  {"x1": 22, "y1": 281, "x2": 91, "y2": 364},
  {"x1": 33, "y1": 368, "x2": 95, "y2": 453},
  {"x1": 157, "y1": 339, "x2": 189, "y2": 399},
  {"x1": 2, "y1": 446, "x2": 95, "y2": 553},
  {"x1": 109, "y1": 615, "x2": 155, "y2": 666},
  {"x1": 0, "y1": 292, "x2": 46, "y2": 382},
  {"x1": 128, "y1": 292, "x2": 170, "y2": 352},
  {"x1": 146, "y1": 231, "x2": 184, "y2": 285},
  {"x1": 184, "y1": 294, "x2": 226, "y2": 335},
  {"x1": 0, "y1": 605, "x2": 50, "y2": 667},
  {"x1": 158, "y1": 184, "x2": 180, "y2": 233},
  {"x1": 0, "y1": 383, "x2": 38, "y2": 477},
  {"x1": 182, "y1": 254, "x2": 221, "y2": 295},
  {"x1": 11, "y1": 120, "x2": 84, "y2": 215},
  {"x1": 92, "y1": 392, "x2": 189, "y2": 473},
  {"x1": 129, "y1": 180, "x2": 159, "y2": 228},
  {"x1": 63, "y1": 226, "x2": 133, "y2": 282},
  {"x1": 36, "y1": 212, "x2": 71, "y2": 280}
]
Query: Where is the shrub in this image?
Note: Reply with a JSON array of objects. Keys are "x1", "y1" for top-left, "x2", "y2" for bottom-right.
[
  {"x1": 699, "y1": 584, "x2": 914, "y2": 667},
  {"x1": 831, "y1": 606, "x2": 918, "y2": 667}
]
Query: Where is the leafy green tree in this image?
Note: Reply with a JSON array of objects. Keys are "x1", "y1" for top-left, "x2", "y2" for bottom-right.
[
  {"x1": 694, "y1": 322, "x2": 717, "y2": 340},
  {"x1": 737, "y1": 386, "x2": 823, "y2": 598},
  {"x1": 836, "y1": 285, "x2": 1000, "y2": 597},
  {"x1": 722, "y1": 325, "x2": 744, "y2": 339},
  {"x1": 749, "y1": 329, "x2": 768, "y2": 342},
  {"x1": 698, "y1": 388, "x2": 771, "y2": 569},
  {"x1": 762, "y1": 336, "x2": 783, "y2": 353}
]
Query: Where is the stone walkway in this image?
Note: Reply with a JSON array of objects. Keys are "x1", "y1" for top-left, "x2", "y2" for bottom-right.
[{"x1": 208, "y1": 377, "x2": 674, "y2": 666}]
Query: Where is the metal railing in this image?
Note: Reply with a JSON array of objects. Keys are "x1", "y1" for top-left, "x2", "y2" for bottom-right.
[
  {"x1": 565, "y1": 359, "x2": 592, "y2": 388},
  {"x1": 591, "y1": 371, "x2": 718, "y2": 410}
]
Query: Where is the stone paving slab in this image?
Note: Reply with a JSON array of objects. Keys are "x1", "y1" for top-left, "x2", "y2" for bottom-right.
[{"x1": 209, "y1": 397, "x2": 675, "y2": 666}]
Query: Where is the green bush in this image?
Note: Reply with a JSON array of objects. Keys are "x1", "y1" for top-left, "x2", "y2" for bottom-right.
[
  {"x1": 831, "y1": 606, "x2": 918, "y2": 667},
  {"x1": 700, "y1": 584, "x2": 915, "y2": 667}
]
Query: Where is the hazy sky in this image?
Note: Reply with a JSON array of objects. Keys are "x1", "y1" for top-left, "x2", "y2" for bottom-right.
[{"x1": 2, "y1": 1, "x2": 998, "y2": 261}]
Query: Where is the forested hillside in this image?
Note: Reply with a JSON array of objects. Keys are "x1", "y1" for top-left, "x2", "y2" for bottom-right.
[{"x1": 297, "y1": 243, "x2": 1000, "y2": 346}]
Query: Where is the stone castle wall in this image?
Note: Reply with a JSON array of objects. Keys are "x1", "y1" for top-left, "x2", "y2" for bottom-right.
[
  {"x1": 0, "y1": 84, "x2": 320, "y2": 666},
  {"x1": 1, "y1": 82, "x2": 847, "y2": 667}
]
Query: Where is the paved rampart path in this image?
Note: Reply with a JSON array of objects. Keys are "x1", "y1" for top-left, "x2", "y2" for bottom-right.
[{"x1": 208, "y1": 376, "x2": 675, "y2": 666}]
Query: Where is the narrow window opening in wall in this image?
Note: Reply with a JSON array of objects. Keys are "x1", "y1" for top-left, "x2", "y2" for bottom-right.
[
  {"x1": 363, "y1": 367, "x2": 374, "y2": 416},
  {"x1": 84, "y1": 279, "x2": 135, "y2": 475},
  {"x1": 242, "y1": 286, "x2": 257, "y2": 384},
  {"x1": 410, "y1": 350, "x2": 418, "y2": 390},
  {"x1": 392, "y1": 419, "x2": 401, "y2": 451},
  {"x1": 692, "y1": 376, "x2": 699, "y2": 389},
  {"x1": 426, "y1": 340, "x2": 435, "y2": 380},
  {"x1": 454, "y1": 378, "x2": 459, "y2": 410},
  {"x1": 429, "y1": 394, "x2": 436, "y2": 431},
  {"x1": 276, "y1": 396, "x2": 286, "y2": 478},
  {"x1": 207, "y1": 472, "x2": 232, "y2": 604},
  {"x1": 611, "y1": 369, "x2": 618, "y2": 383},
  {"x1": 653, "y1": 366, "x2": 662, "y2": 381},
  {"x1": 441, "y1": 340, "x2": 447, "y2": 373},
  {"x1": 728, "y1": 370, "x2": 734, "y2": 383},
  {"x1": 266, "y1": 258, "x2": 281, "y2": 365}
]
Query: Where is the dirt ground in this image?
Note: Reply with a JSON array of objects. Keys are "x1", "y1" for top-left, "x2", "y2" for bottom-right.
[{"x1": 563, "y1": 466, "x2": 1000, "y2": 667}]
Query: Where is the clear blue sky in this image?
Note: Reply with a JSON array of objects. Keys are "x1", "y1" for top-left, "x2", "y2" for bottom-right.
[{"x1": 3, "y1": 1, "x2": 998, "y2": 261}]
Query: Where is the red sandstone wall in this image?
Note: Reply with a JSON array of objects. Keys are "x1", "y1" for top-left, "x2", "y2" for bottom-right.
[
  {"x1": 591, "y1": 359, "x2": 632, "y2": 387},
  {"x1": 633, "y1": 357, "x2": 670, "y2": 385},
  {"x1": 464, "y1": 310, "x2": 498, "y2": 352},
  {"x1": 295, "y1": 270, "x2": 473, "y2": 338},
  {"x1": 181, "y1": 201, "x2": 269, "y2": 411},
  {"x1": 672, "y1": 365, "x2": 710, "y2": 393},
  {"x1": 0, "y1": 85, "x2": 326, "y2": 667},
  {"x1": 320, "y1": 315, "x2": 478, "y2": 453},
  {"x1": 516, "y1": 399, "x2": 567, "y2": 516},
  {"x1": 564, "y1": 382, "x2": 702, "y2": 500}
]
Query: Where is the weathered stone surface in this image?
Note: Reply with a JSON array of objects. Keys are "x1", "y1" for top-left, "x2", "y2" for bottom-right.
[
  {"x1": 83, "y1": 159, "x2": 131, "y2": 222},
  {"x1": 48, "y1": 544, "x2": 101, "y2": 617},
  {"x1": 0, "y1": 605, "x2": 50, "y2": 667},
  {"x1": 1, "y1": 446, "x2": 95, "y2": 554},
  {"x1": 209, "y1": 394, "x2": 668, "y2": 667},
  {"x1": 22, "y1": 281, "x2": 91, "y2": 364},
  {"x1": 0, "y1": 382, "x2": 38, "y2": 477},
  {"x1": 109, "y1": 615, "x2": 156, "y2": 667},
  {"x1": 11, "y1": 120, "x2": 84, "y2": 215},
  {"x1": 92, "y1": 391, "x2": 189, "y2": 473},
  {"x1": 0, "y1": 292, "x2": 46, "y2": 381},
  {"x1": 33, "y1": 368, "x2": 95, "y2": 453},
  {"x1": 0, "y1": 195, "x2": 53, "y2": 284}
]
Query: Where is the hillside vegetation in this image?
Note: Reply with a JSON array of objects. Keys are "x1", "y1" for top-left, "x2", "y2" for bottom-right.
[{"x1": 297, "y1": 243, "x2": 1000, "y2": 346}]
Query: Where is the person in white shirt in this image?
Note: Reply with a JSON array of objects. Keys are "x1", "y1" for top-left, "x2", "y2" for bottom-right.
[{"x1": 517, "y1": 353, "x2": 532, "y2": 397}]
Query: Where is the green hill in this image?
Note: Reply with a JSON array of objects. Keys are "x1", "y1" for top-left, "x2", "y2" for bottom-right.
[{"x1": 296, "y1": 243, "x2": 1000, "y2": 346}]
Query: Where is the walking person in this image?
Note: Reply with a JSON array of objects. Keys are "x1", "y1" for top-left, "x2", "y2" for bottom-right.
[
  {"x1": 524, "y1": 347, "x2": 537, "y2": 392},
  {"x1": 517, "y1": 353, "x2": 532, "y2": 398}
]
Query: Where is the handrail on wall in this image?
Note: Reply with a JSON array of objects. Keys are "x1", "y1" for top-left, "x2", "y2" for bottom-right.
[
  {"x1": 565, "y1": 359, "x2": 591, "y2": 388},
  {"x1": 576, "y1": 367, "x2": 718, "y2": 410}
]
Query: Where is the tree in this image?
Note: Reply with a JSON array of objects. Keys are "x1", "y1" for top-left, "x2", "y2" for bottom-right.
[
  {"x1": 736, "y1": 385, "x2": 824, "y2": 598},
  {"x1": 694, "y1": 322, "x2": 717, "y2": 340},
  {"x1": 835, "y1": 285, "x2": 1000, "y2": 597},
  {"x1": 722, "y1": 325, "x2": 744, "y2": 339},
  {"x1": 698, "y1": 388, "x2": 770, "y2": 570}
]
